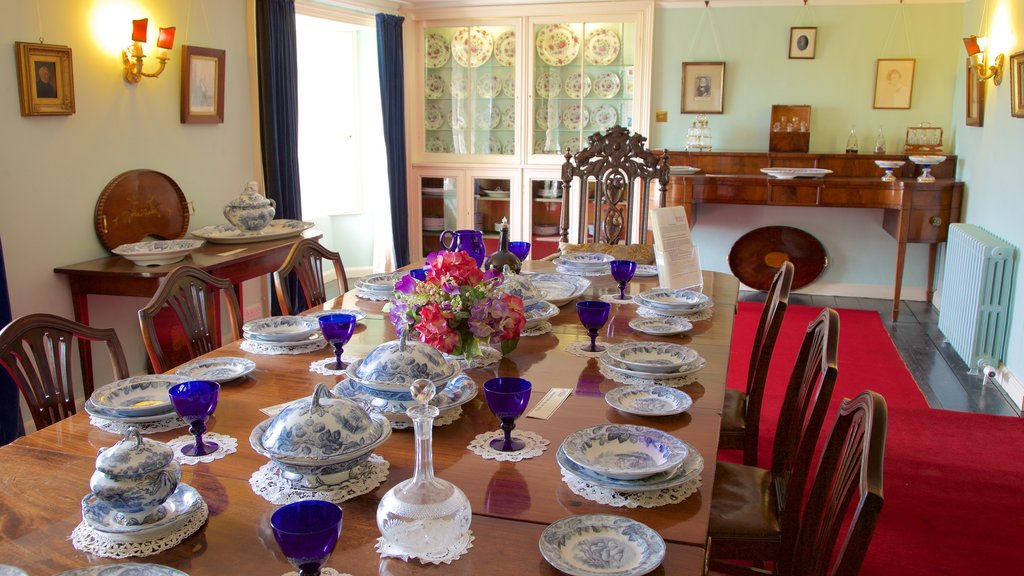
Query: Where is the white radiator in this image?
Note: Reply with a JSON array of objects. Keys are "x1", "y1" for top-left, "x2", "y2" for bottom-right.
[{"x1": 938, "y1": 224, "x2": 1016, "y2": 374}]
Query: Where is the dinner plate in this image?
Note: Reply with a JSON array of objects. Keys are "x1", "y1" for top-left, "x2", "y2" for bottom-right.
[
  {"x1": 175, "y1": 357, "x2": 256, "y2": 383},
  {"x1": 300, "y1": 308, "x2": 367, "y2": 323},
  {"x1": 81, "y1": 483, "x2": 202, "y2": 541},
  {"x1": 564, "y1": 72, "x2": 591, "y2": 98},
  {"x1": 424, "y1": 102, "x2": 445, "y2": 130},
  {"x1": 357, "y1": 272, "x2": 403, "y2": 292},
  {"x1": 244, "y1": 333, "x2": 326, "y2": 350},
  {"x1": 760, "y1": 167, "x2": 833, "y2": 179},
  {"x1": 535, "y1": 70, "x2": 561, "y2": 98},
  {"x1": 189, "y1": 220, "x2": 315, "y2": 245},
  {"x1": 538, "y1": 514, "x2": 665, "y2": 576},
  {"x1": 556, "y1": 443, "x2": 704, "y2": 492},
  {"x1": 593, "y1": 71, "x2": 621, "y2": 98},
  {"x1": 669, "y1": 166, "x2": 700, "y2": 175},
  {"x1": 112, "y1": 239, "x2": 204, "y2": 267},
  {"x1": 561, "y1": 103, "x2": 589, "y2": 131},
  {"x1": 583, "y1": 28, "x2": 620, "y2": 65},
  {"x1": 605, "y1": 342, "x2": 700, "y2": 374},
  {"x1": 592, "y1": 103, "x2": 618, "y2": 130},
  {"x1": 637, "y1": 288, "x2": 710, "y2": 310},
  {"x1": 536, "y1": 105, "x2": 558, "y2": 130},
  {"x1": 90, "y1": 375, "x2": 191, "y2": 418},
  {"x1": 424, "y1": 32, "x2": 450, "y2": 68},
  {"x1": 495, "y1": 30, "x2": 515, "y2": 66},
  {"x1": 242, "y1": 316, "x2": 319, "y2": 343},
  {"x1": 524, "y1": 300, "x2": 560, "y2": 327},
  {"x1": 451, "y1": 27, "x2": 493, "y2": 68},
  {"x1": 628, "y1": 316, "x2": 693, "y2": 336},
  {"x1": 524, "y1": 273, "x2": 591, "y2": 306},
  {"x1": 55, "y1": 565, "x2": 188, "y2": 576},
  {"x1": 536, "y1": 24, "x2": 580, "y2": 66},
  {"x1": 634, "y1": 264, "x2": 659, "y2": 277},
  {"x1": 559, "y1": 252, "x2": 615, "y2": 265},
  {"x1": 604, "y1": 385, "x2": 693, "y2": 416},
  {"x1": 601, "y1": 354, "x2": 706, "y2": 381},
  {"x1": 84, "y1": 398, "x2": 177, "y2": 423},
  {"x1": 562, "y1": 424, "x2": 689, "y2": 480}
]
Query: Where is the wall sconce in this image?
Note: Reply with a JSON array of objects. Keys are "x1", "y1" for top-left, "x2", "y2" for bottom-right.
[
  {"x1": 122, "y1": 18, "x2": 176, "y2": 84},
  {"x1": 963, "y1": 35, "x2": 1004, "y2": 85}
]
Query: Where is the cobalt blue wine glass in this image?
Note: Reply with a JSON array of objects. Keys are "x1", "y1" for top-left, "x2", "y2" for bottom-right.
[
  {"x1": 610, "y1": 260, "x2": 637, "y2": 300},
  {"x1": 271, "y1": 500, "x2": 343, "y2": 576},
  {"x1": 168, "y1": 380, "x2": 220, "y2": 457},
  {"x1": 483, "y1": 377, "x2": 532, "y2": 452},
  {"x1": 509, "y1": 241, "x2": 531, "y2": 262},
  {"x1": 318, "y1": 313, "x2": 357, "y2": 370},
  {"x1": 409, "y1": 268, "x2": 427, "y2": 282},
  {"x1": 576, "y1": 300, "x2": 612, "y2": 353}
]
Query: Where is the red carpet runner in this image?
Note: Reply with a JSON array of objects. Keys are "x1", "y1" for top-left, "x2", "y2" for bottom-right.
[{"x1": 726, "y1": 303, "x2": 1024, "y2": 575}]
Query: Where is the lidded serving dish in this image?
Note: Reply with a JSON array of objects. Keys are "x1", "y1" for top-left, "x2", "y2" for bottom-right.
[
  {"x1": 497, "y1": 272, "x2": 543, "y2": 307},
  {"x1": 89, "y1": 427, "x2": 183, "y2": 525},
  {"x1": 345, "y1": 338, "x2": 460, "y2": 400},
  {"x1": 223, "y1": 181, "x2": 276, "y2": 232}
]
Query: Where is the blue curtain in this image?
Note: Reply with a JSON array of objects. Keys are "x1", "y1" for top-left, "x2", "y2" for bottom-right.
[
  {"x1": 376, "y1": 13, "x2": 411, "y2": 267},
  {"x1": 255, "y1": 0, "x2": 304, "y2": 314},
  {"x1": 0, "y1": 237, "x2": 25, "y2": 445}
]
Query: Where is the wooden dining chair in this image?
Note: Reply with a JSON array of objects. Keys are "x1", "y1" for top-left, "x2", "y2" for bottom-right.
[
  {"x1": 711, "y1": 390, "x2": 887, "y2": 576},
  {"x1": 719, "y1": 261, "x2": 794, "y2": 466},
  {"x1": 0, "y1": 313, "x2": 129, "y2": 429},
  {"x1": 138, "y1": 265, "x2": 242, "y2": 373},
  {"x1": 708, "y1": 307, "x2": 840, "y2": 562},
  {"x1": 558, "y1": 126, "x2": 670, "y2": 247},
  {"x1": 273, "y1": 238, "x2": 349, "y2": 316}
]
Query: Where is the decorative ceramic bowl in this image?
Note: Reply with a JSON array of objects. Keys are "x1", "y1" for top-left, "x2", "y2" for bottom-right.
[
  {"x1": 524, "y1": 300, "x2": 560, "y2": 328},
  {"x1": 525, "y1": 273, "x2": 591, "y2": 307},
  {"x1": 89, "y1": 427, "x2": 182, "y2": 525},
  {"x1": 89, "y1": 374, "x2": 192, "y2": 418},
  {"x1": 223, "y1": 181, "x2": 276, "y2": 232},
  {"x1": 605, "y1": 342, "x2": 700, "y2": 374},
  {"x1": 498, "y1": 273, "x2": 544, "y2": 307},
  {"x1": 346, "y1": 339, "x2": 459, "y2": 397},
  {"x1": 561, "y1": 424, "x2": 689, "y2": 480},
  {"x1": 111, "y1": 239, "x2": 204, "y2": 267}
]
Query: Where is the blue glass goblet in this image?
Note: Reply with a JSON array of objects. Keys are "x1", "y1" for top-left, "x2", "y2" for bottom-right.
[
  {"x1": 409, "y1": 268, "x2": 427, "y2": 282},
  {"x1": 509, "y1": 241, "x2": 531, "y2": 261},
  {"x1": 318, "y1": 313, "x2": 357, "y2": 370},
  {"x1": 609, "y1": 260, "x2": 637, "y2": 300},
  {"x1": 576, "y1": 300, "x2": 612, "y2": 353},
  {"x1": 168, "y1": 380, "x2": 220, "y2": 457},
  {"x1": 483, "y1": 377, "x2": 532, "y2": 452},
  {"x1": 271, "y1": 500, "x2": 343, "y2": 576}
]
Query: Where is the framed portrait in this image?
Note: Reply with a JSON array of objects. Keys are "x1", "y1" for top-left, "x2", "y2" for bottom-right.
[
  {"x1": 681, "y1": 61, "x2": 725, "y2": 114},
  {"x1": 180, "y1": 45, "x2": 225, "y2": 124},
  {"x1": 1010, "y1": 50, "x2": 1024, "y2": 118},
  {"x1": 789, "y1": 27, "x2": 817, "y2": 59},
  {"x1": 872, "y1": 58, "x2": 915, "y2": 110},
  {"x1": 966, "y1": 57, "x2": 985, "y2": 127},
  {"x1": 14, "y1": 42, "x2": 75, "y2": 116}
]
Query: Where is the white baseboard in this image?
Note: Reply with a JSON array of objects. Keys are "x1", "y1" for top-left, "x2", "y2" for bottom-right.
[
  {"x1": 741, "y1": 281, "x2": 930, "y2": 302},
  {"x1": 990, "y1": 366, "x2": 1024, "y2": 414}
]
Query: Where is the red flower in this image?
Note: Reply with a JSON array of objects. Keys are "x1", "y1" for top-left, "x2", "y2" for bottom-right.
[
  {"x1": 428, "y1": 251, "x2": 484, "y2": 287},
  {"x1": 415, "y1": 303, "x2": 458, "y2": 353}
]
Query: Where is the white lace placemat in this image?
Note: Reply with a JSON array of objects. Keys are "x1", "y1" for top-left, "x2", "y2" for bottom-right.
[
  {"x1": 89, "y1": 415, "x2": 187, "y2": 435},
  {"x1": 241, "y1": 339, "x2": 328, "y2": 355},
  {"x1": 444, "y1": 345, "x2": 501, "y2": 368},
  {"x1": 561, "y1": 472, "x2": 702, "y2": 509},
  {"x1": 521, "y1": 322, "x2": 553, "y2": 337},
  {"x1": 467, "y1": 430, "x2": 549, "y2": 462},
  {"x1": 599, "y1": 294, "x2": 638, "y2": 305},
  {"x1": 249, "y1": 454, "x2": 390, "y2": 505},
  {"x1": 555, "y1": 265, "x2": 608, "y2": 277},
  {"x1": 285, "y1": 570, "x2": 351, "y2": 576},
  {"x1": 166, "y1": 432, "x2": 237, "y2": 465},
  {"x1": 598, "y1": 362, "x2": 702, "y2": 389},
  {"x1": 637, "y1": 305, "x2": 714, "y2": 322},
  {"x1": 565, "y1": 341, "x2": 608, "y2": 358},
  {"x1": 391, "y1": 407, "x2": 462, "y2": 430},
  {"x1": 71, "y1": 500, "x2": 208, "y2": 558},
  {"x1": 376, "y1": 530, "x2": 475, "y2": 565},
  {"x1": 309, "y1": 356, "x2": 363, "y2": 375}
]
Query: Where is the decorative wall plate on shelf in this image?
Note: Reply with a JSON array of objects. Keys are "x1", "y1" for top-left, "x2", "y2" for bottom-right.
[
  {"x1": 494, "y1": 31, "x2": 515, "y2": 67},
  {"x1": 536, "y1": 24, "x2": 580, "y2": 66},
  {"x1": 451, "y1": 28, "x2": 493, "y2": 68},
  {"x1": 583, "y1": 28, "x2": 620, "y2": 65},
  {"x1": 424, "y1": 33, "x2": 450, "y2": 69}
]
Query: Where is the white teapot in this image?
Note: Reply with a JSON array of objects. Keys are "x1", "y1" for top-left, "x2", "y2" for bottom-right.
[
  {"x1": 89, "y1": 427, "x2": 182, "y2": 526},
  {"x1": 224, "y1": 180, "x2": 276, "y2": 232}
]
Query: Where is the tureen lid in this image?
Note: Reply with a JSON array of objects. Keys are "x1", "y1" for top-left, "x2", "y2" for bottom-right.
[
  {"x1": 353, "y1": 338, "x2": 453, "y2": 385},
  {"x1": 226, "y1": 181, "x2": 273, "y2": 208},
  {"x1": 260, "y1": 383, "x2": 383, "y2": 459},
  {"x1": 498, "y1": 271, "x2": 542, "y2": 307},
  {"x1": 95, "y1": 427, "x2": 175, "y2": 477}
]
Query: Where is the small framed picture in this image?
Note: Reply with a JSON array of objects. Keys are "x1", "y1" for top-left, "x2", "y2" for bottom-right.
[
  {"x1": 789, "y1": 27, "x2": 817, "y2": 59},
  {"x1": 966, "y1": 57, "x2": 985, "y2": 127},
  {"x1": 181, "y1": 45, "x2": 226, "y2": 124},
  {"x1": 1010, "y1": 50, "x2": 1024, "y2": 118},
  {"x1": 14, "y1": 42, "x2": 75, "y2": 116},
  {"x1": 873, "y1": 58, "x2": 915, "y2": 110},
  {"x1": 681, "y1": 61, "x2": 725, "y2": 114}
]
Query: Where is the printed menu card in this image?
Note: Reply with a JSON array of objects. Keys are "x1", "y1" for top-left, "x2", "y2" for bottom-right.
[{"x1": 649, "y1": 206, "x2": 703, "y2": 290}]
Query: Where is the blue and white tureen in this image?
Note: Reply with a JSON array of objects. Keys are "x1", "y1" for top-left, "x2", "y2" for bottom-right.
[
  {"x1": 496, "y1": 271, "x2": 544, "y2": 307},
  {"x1": 345, "y1": 337, "x2": 460, "y2": 400},
  {"x1": 89, "y1": 427, "x2": 182, "y2": 526},
  {"x1": 250, "y1": 383, "x2": 391, "y2": 488}
]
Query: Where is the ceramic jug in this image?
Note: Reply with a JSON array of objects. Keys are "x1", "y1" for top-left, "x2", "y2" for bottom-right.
[
  {"x1": 224, "y1": 181, "x2": 276, "y2": 232},
  {"x1": 90, "y1": 427, "x2": 182, "y2": 525},
  {"x1": 439, "y1": 229, "x2": 486, "y2": 267}
]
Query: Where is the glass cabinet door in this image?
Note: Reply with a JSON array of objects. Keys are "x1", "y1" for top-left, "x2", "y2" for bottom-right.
[
  {"x1": 420, "y1": 175, "x2": 459, "y2": 257},
  {"x1": 424, "y1": 24, "x2": 517, "y2": 158},
  {"x1": 525, "y1": 174, "x2": 563, "y2": 259},
  {"x1": 473, "y1": 175, "x2": 514, "y2": 255}
]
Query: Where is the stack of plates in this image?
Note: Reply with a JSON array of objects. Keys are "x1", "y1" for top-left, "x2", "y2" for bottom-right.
[
  {"x1": 600, "y1": 341, "x2": 706, "y2": 381},
  {"x1": 355, "y1": 272, "x2": 404, "y2": 301},
  {"x1": 533, "y1": 223, "x2": 559, "y2": 237},
  {"x1": 635, "y1": 288, "x2": 713, "y2": 317},
  {"x1": 80, "y1": 484, "x2": 204, "y2": 543},
  {"x1": 524, "y1": 300, "x2": 559, "y2": 328},
  {"x1": 552, "y1": 251, "x2": 613, "y2": 276},
  {"x1": 242, "y1": 316, "x2": 324, "y2": 350},
  {"x1": 84, "y1": 374, "x2": 192, "y2": 424},
  {"x1": 175, "y1": 357, "x2": 256, "y2": 383},
  {"x1": 423, "y1": 216, "x2": 445, "y2": 232},
  {"x1": 522, "y1": 273, "x2": 591, "y2": 306}
]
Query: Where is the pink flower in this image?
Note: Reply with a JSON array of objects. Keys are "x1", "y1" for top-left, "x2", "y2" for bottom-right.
[
  {"x1": 428, "y1": 251, "x2": 483, "y2": 287},
  {"x1": 415, "y1": 303, "x2": 458, "y2": 353},
  {"x1": 496, "y1": 294, "x2": 526, "y2": 341}
]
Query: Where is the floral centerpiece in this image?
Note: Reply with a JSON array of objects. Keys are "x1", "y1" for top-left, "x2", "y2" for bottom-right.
[{"x1": 390, "y1": 251, "x2": 526, "y2": 361}]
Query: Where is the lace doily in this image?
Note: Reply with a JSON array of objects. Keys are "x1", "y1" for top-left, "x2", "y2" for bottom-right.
[
  {"x1": 71, "y1": 500, "x2": 208, "y2": 558},
  {"x1": 555, "y1": 265, "x2": 608, "y2": 277},
  {"x1": 356, "y1": 289, "x2": 392, "y2": 302},
  {"x1": 561, "y1": 472, "x2": 702, "y2": 509},
  {"x1": 565, "y1": 341, "x2": 608, "y2": 358},
  {"x1": 598, "y1": 362, "x2": 702, "y2": 388},
  {"x1": 285, "y1": 570, "x2": 351, "y2": 576},
  {"x1": 249, "y1": 454, "x2": 390, "y2": 505},
  {"x1": 167, "y1": 432, "x2": 237, "y2": 465},
  {"x1": 637, "y1": 305, "x2": 713, "y2": 322},
  {"x1": 89, "y1": 415, "x2": 186, "y2": 435},
  {"x1": 467, "y1": 430, "x2": 549, "y2": 461},
  {"x1": 521, "y1": 322, "x2": 553, "y2": 337},
  {"x1": 391, "y1": 407, "x2": 462, "y2": 430},
  {"x1": 599, "y1": 294, "x2": 638, "y2": 305},
  {"x1": 444, "y1": 345, "x2": 501, "y2": 368},
  {"x1": 241, "y1": 339, "x2": 328, "y2": 355},
  {"x1": 309, "y1": 356, "x2": 362, "y2": 375},
  {"x1": 376, "y1": 529, "x2": 475, "y2": 565}
]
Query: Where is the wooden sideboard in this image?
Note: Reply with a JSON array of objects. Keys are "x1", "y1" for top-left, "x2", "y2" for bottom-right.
[{"x1": 660, "y1": 151, "x2": 963, "y2": 321}]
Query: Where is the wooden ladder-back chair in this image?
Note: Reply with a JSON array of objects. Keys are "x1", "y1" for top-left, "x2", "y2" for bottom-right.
[
  {"x1": 708, "y1": 307, "x2": 840, "y2": 562},
  {"x1": 138, "y1": 265, "x2": 242, "y2": 373},
  {"x1": 0, "y1": 313, "x2": 129, "y2": 429},
  {"x1": 720, "y1": 261, "x2": 794, "y2": 466},
  {"x1": 558, "y1": 126, "x2": 670, "y2": 247},
  {"x1": 273, "y1": 238, "x2": 349, "y2": 316}
]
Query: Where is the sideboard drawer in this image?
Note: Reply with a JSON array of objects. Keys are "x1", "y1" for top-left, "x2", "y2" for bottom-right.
[
  {"x1": 883, "y1": 208, "x2": 952, "y2": 243},
  {"x1": 769, "y1": 184, "x2": 820, "y2": 205},
  {"x1": 692, "y1": 181, "x2": 765, "y2": 204}
]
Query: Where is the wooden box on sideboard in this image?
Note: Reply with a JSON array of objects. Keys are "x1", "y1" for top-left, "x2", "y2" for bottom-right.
[{"x1": 769, "y1": 105, "x2": 811, "y2": 153}]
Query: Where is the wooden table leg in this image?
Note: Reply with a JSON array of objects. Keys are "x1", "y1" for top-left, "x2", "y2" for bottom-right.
[{"x1": 892, "y1": 239, "x2": 907, "y2": 322}]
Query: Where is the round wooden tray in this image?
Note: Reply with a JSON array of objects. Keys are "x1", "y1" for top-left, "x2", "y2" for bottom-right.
[
  {"x1": 94, "y1": 169, "x2": 189, "y2": 251},
  {"x1": 728, "y1": 226, "x2": 828, "y2": 291}
]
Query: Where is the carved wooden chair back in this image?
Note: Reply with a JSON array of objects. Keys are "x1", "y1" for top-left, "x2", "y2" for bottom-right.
[
  {"x1": 138, "y1": 265, "x2": 242, "y2": 373},
  {"x1": 273, "y1": 238, "x2": 348, "y2": 316},
  {"x1": 0, "y1": 313, "x2": 129, "y2": 429},
  {"x1": 558, "y1": 126, "x2": 669, "y2": 246}
]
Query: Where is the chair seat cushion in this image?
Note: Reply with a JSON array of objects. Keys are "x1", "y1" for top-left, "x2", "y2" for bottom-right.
[
  {"x1": 561, "y1": 243, "x2": 655, "y2": 265},
  {"x1": 710, "y1": 461, "x2": 781, "y2": 541},
  {"x1": 721, "y1": 388, "x2": 746, "y2": 433}
]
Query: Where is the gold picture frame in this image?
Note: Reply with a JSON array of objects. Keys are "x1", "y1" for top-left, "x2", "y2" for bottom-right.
[
  {"x1": 905, "y1": 124, "x2": 943, "y2": 154},
  {"x1": 1010, "y1": 50, "x2": 1024, "y2": 118},
  {"x1": 14, "y1": 42, "x2": 75, "y2": 116},
  {"x1": 789, "y1": 27, "x2": 817, "y2": 59},
  {"x1": 681, "y1": 61, "x2": 725, "y2": 114},
  {"x1": 873, "y1": 58, "x2": 915, "y2": 110},
  {"x1": 966, "y1": 57, "x2": 985, "y2": 127},
  {"x1": 181, "y1": 45, "x2": 225, "y2": 124}
]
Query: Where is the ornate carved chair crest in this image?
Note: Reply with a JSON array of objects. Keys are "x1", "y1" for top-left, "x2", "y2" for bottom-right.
[{"x1": 558, "y1": 126, "x2": 670, "y2": 246}]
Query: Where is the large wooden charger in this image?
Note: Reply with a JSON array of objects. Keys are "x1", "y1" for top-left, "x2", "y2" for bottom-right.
[
  {"x1": 728, "y1": 226, "x2": 828, "y2": 290},
  {"x1": 94, "y1": 169, "x2": 190, "y2": 251}
]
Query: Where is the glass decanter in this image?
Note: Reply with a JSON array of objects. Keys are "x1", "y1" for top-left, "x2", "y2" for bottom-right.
[
  {"x1": 874, "y1": 126, "x2": 886, "y2": 154},
  {"x1": 845, "y1": 126, "x2": 859, "y2": 154},
  {"x1": 377, "y1": 379, "x2": 472, "y2": 560}
]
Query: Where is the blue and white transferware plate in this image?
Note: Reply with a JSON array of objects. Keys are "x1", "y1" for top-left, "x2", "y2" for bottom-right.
[
  {"x1": 524, "y1": 273, "x2": 591, "y2": 306},
  {"x1": 558, "y1": 252, "x2": 615, "y2": 266},
  {"x1": 637, "y1": 288, "x2": 709, "y2": 310},
  {"x1": 538, "y1": 514, "x2": 666, "y2": 576},
  {"x1": 81, "y1": 484, "x2": 202, "y2": 541},
  {"x1": 600, "y1": 355, "x2": 706, "y2": 381},
  {"x1": 300, "y1": 308, "x2": 367, "y2": 323},
  {"x1": 556, "y1": 442, "x2": 704, "y2": 492},
  {"x1": 55, "y1": 565, "x2": 188, "y2": 576},
  {"x1": 175, "y1": 357, "x2": 256, "y2": 383},
  {"x1": 111, "y1": 239, "x2": 204, "y2": 267},
  {"x1": 0, "y1": 566, "x2": 28, "y2": 576},
  {"x1": 83, "y1": 399, "x2": 177, "y2": 423},
  {"x1": 605, "y1": 385, "x2": 693, "y2": 416},
  {"x1": 242, "y1": 316, "x2": 319, "y2": 343},
  {"x1": 634, "y1": 264, "x2": 658, "y2": 277},
  {"x1": 524, "y1": 300, "x2": 560, "y2": 327},
  {"x1": 561, "y1": 424, "x2": 689, "y2": 480},
  {"x1": 605, "y1": 342, "x2": 700, "y2": 374},
  {"x1": 357, "y1": 272, "x2": 404, "y2": 292},
  {"x1": 628, "y1": 316, "x2": 693, "y2": 336},
  {"x1": 189, "y1": 219, "x2": 314, "y2": 245},
  {"x1": 244, "y1": 333, "x2": 326, "y2": 350},
  {"x1": 90, "y1": 375, "x2": 191, "y2": 418}
]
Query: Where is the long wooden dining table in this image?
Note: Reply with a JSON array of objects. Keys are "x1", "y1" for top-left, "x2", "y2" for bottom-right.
[{"x1": 0, "y1": 262, "x2": 738, "y2": 575}]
